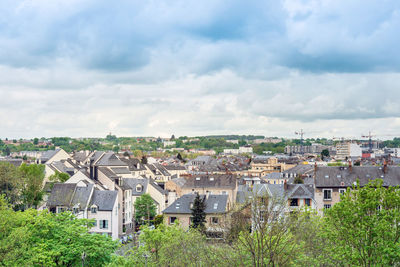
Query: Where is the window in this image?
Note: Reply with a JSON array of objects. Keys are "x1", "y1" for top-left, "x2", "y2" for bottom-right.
[
  {"x1": 339, "y1": 189, "x2": 346, "y2": 195},
  {"x1": 99, "y1": 220, "x2": 108, "y2": 229},
  {"x1": 170, "y1": 217, "x2": 177, "y2": 224},
  {"x1": 91, "y1": 207, "x2": 97, "y2": 213},
  {"x1": 324, "y1": 204, "x2": 331, "y2": 209},
  {"x1": 136, "y1": 184, "x2": 142, "y2": 192},
  {"x1": 213, "y1": 203, "x2": 218, "y2": 209},
  {"x1": 211, "y1": 217, "x2": 219, "y2": 225},
  {"x1": 290, "y1": 199, "x2": 298, "y2": 207},
  {"x1": 259, "y1": 210, "x2": 266, "y2": 222},
  {"x1": 323, "y1": 189, "x2": 332, "y2": 200},
  {"x1": 305, "y1": 199, "x2": 311, "y2": 206}
]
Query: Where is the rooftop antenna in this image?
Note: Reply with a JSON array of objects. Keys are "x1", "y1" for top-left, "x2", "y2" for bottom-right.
[{"x1": 295, "y1": 129, "x2": 305, "y2": 154}]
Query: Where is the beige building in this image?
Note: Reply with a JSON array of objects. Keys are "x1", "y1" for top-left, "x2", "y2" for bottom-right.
[{"x1": 248, "y1": 157, "x2": 295, "y2": 177}]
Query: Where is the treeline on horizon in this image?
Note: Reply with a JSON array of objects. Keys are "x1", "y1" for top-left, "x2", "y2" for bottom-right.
[{"x1": 2, "y1": 135, "x2": 400, "y2": 157}]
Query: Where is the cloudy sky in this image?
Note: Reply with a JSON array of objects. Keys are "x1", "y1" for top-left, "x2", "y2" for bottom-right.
[{"x1": 1, "y1": 0, "x2": 400, "y2": 139}]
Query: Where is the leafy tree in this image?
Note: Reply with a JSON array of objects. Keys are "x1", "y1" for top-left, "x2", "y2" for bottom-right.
[
  {"x1": 134, "y1": 193, "x2": 156, "y2": 224},
  {"x1": 190, "y1": 193, "x2": 206, "y2": 232},
  {"x1": 141, "y1": 155, "x2": 148, "y2": 164},
  {"x1": 171, "y1": 134, "x2": 175, "y2": 140},
  {"x1": 22, "y1": 155, "x2": 27, "y2": 161},
  {"x1": 176, "y1": 153, "x2": 183, "y2": 161},
  {"x1": 2, "y1": 146, "x2": 10, "y2": 156},
  {"x1": 49, "y1": 170, "x2": 70, "y2": 183},
  {"x1": 19, "y1": 163, "x2": 45, "y2": 209},
  {"x1": 321, "y1": 149, "x2": 330, "y2": 159},
  {"x1": 293, "y1": 176, "x2": 304, "y2": 184},
  {"x1": 0, "y1": 162, "x2": 21, "y2": 206},
  {"x1": 33, "y1": 138, "x2": 39, "y2": 145},
  {"x1": 112, "y1": 145, "x2": 120, "y2": 153},
  {"x1": 323, "y1": 179, "x2": 400, "y2": 266},
  {"x1": 0, "y1": 197, "x2": 117, "y2": 266}
]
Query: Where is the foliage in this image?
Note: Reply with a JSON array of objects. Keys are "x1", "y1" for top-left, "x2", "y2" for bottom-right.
[
  {"x1": 49, "y1": 170, "x2": 70, "y2": 183},
  {"x1": 323, "y1": 179, "x2": 400, "y2": 266},
  {"x1": 134, "y1": 194, "x2": 156, "y2": 224},
  {"x1": 19, "y1": 163, "x2": 45, "y2": 209},
  {"x1": 0, "y1": 196, "x2": 117, "y2": 267},
  {"x1": 190, "y1": 193, "x2": 206, "y2": 232},
  {"x1": 0, "y1": 162, "x2": 21, "y2": 207}
]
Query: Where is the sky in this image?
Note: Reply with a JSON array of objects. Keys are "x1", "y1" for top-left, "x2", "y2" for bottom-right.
[{"x1": 1, "y1": 0, "x2": 400, "y2": 139}]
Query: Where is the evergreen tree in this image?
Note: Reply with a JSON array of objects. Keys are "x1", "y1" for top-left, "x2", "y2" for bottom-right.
[
  {"x1": 141, "y1": 155, "x2": 148, "y2": 164},
  {"x1": 177, "y1": 153, "x2": 183, "y2": 161},
  {"x1": 190, "y1": 193, "x2": 206, "y2": 232}
]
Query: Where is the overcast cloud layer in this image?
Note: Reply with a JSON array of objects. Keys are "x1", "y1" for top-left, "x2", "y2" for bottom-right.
[{"x1": 1, "y1": 0, "x2": 400, "y2": 139}]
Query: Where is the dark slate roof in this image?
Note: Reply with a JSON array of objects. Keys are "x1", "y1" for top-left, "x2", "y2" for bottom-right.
[
  {"x1": 47, "y1": 183, "x2": 77, "y2": 207},
  {"x1": 91, "y1": 151, "x2": 105, "y2": 163},
  {"x1": 41, "y1": 149, "x2": 60, "y2": 161},
  {"x1": 73, "y1": 152, "x2": 87, "y2": 163},
  {"x1": 98, "y1": 167, "x2": 119, "y2": 179},
  {"x1": 96, "y1": 152, "x2": 127, "y2": 166},
  {"x1": 111, "y1": 167, "x2": 131, "y2": 174},
  {"x1": 149, "y1": 179, "x2": 166, "y2": 194},
  {"x1": 153, "y1": 164, "x2": 171, "y2": 176},
  {"x1": 286, "y1": 184, "x2": 314, "y2": 199},
  {"x1": 51, "y1": 161, "x2": 75, "y2": 175},
  {"x1": 315, "y1": 166, "x2": 400, "y2": 188},
  {"x1": 163, "y1": 194, "x2": 228, "y2": 214},
  {"x1": 124, "y1": 178, "x2": 149, "y2": 196},
  {"x1": 90, "y1": 190, "x2": 118, "y2": 211},
  {"x1": 71, "y1": 184, "x2": 94, "y2": 210},
  {"x1": 171, "y1": 174, "x2": 236, "y2": 189},
  {"x1": 282, "y1": 164, "x2": 313, "y2": 174},
  {"x1": 120, "y1": 158, "x2": 147, "y2": 171},
  {"x1": 264, "y1": 172, "x2": 282, "y2": 179},
  {"x1": 0, "y1": 158, "x2": 23, "y2": 167},
  {"x1": 164, "y1": 165, "x2": 186, "y2": 171}
]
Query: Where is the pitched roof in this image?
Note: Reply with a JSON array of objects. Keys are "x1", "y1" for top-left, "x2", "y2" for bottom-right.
[
  {"x1": 47, "y1": 183, "x2": 77, "y2": 207},
  {"x1": 171, "y1": 174, "x2": 237, "y2": 189},
  {"x1": 98, "y1": 167, "x2": 119, "y2": 179},
  {"x1": 315, "y1": 166, "x2": 400, "y2": 187},
  {"x1": 111, "y1": 167, "x2": 131, "y2": 174},
  {"x1": 90, "y1": 190, "x2": 118, "y2": 211},
  {"x1": 0, "y1": 158, "x2": 23, "y2": 167},
  {"x1": 124, "y1": 178, "x2": 148, "y2": 196},
  {"x1": 96, "y1": 152, "x2": 127, "y2": 166},
  {"x1": 41, "y1": 149, "x2": 61, "y2": 161},
  {"x1": 120, "y1": 158, "x2": 147, "y2": 171},
  {"x1": 163, "y1": 194, "x2": 228, "y2": 214},
  {"x1": 286, "y1": 184, "x2": 314, "y2": 199},
  {"x1": 71, "y1": 184, "x2": 94, "y2": 210}
]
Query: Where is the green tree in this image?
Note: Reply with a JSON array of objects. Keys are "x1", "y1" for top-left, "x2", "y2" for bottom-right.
[
  {"x1": 2, "y1": 146, "x2": 10, "y2": 156},
  {"x1": 190, "y1": 193, "x2": 206, "y2": 232},
  {"x1": 321, "y1": 149, "x2": 330, "y2": 159},
  {"x1": 0, "y1": 162, "x2": 21, "y2": 206},
  {"x1": 134, "y1": 194, "x2": 156, "y2": 224},
  {"x1": 49, "y1": 170, "x2": 70, "y2": 183},
  {"x1": 33, "y1": 138, "x2": 39, "y2": 145},
  {"x1": 324, "y1": 179, "x2": 400, "y2": 266},
  {"x1": 19, "y1": 163, "x2": 45, "y2": 209},
  {"x1": 141, "y1": 155, "x2": 148, "y2": 164},
  {"x1": 0, "y1": 197, "x2": 117, "y2": 266}
]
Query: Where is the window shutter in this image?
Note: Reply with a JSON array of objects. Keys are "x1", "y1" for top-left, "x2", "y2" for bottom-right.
[{"x1": 105, "y1": 220, "x2": 108, "y2": 229}]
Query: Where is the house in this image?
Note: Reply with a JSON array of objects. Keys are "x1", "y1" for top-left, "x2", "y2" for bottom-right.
[
  {"x1": 38, "y1": 148, "x2": 70, "y2": 164},
  {"x1": 314, "y1": 164, "x2": 400, "y2": 214},
  {"x1": 248, "y1": 157, "x2": 296, "y2": 177},
  {"x1": 166, "y1": 174, "x2": 238, "y2": 205},
  {"x1": 163, "y1": 193, "x2": 230, "y2": 234},
  {"x1": 46, "y1": 183, "x2": 119, "y2": 240},
  {"x1": 124, "y1": 178, "x2": 167, "y2": 215}
]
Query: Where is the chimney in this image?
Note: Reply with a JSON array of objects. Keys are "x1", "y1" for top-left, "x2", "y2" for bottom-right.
[
  {"x1": 383, "y1": 159, "x2": 388, "y2": 174},
  {"x1": 349, "y1": 160, "x2": 352, "y2": 172},
  {"x1": 314, "y1": 162, "x2": 317, "y2": 175},
  {"x1": 284, "y1": 180, "x2": 288, "y2": 190}
]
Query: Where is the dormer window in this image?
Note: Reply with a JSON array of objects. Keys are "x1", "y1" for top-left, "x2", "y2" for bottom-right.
[
  {"x1": 210, "y1": 177, "x2": 214, "y2": 181},
  {"x1": 136, "y1": 184, "x2": 142, "y2": 192},
  {"x1": 91, "y1": 205, "x2": 97, "y2": 214},
  {"x1": 196, "y1": 177, "x2": 200, "y2": 181},
  {"x1": 213, "y1": 203, "x2": 218, "y2": 209}
]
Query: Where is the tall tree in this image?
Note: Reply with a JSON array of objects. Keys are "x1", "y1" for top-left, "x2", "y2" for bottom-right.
[
  {"x1": 134, "y1": 193, "x2": 156, "y2": 224},
  {"x1": 0, "y1": 162, "x2": 21, "y2": 206},
  {"x1": 19, "y1": 163, "x2": 45, "y2": 209},
  {"x1": 190, "y1": 193, "x2": 206, "y2": 232}
]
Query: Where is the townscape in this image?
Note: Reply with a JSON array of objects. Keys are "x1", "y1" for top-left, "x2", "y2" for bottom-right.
[{"x1": 2, "y1": 133, "x2": 400, "y2": 265}]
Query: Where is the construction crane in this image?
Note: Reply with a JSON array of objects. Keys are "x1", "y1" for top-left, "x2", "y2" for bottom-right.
[
  {"x1": 361, "y1": 131, "x2": 376, "y2": 153},
  {"x1": 295, "y1": 129, "x2": 305, "y2": 154}
]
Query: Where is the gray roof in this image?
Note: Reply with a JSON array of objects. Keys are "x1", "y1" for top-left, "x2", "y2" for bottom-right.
[
  {"x1": 41, "y1": 149, "x2": 61, "y2": 161},
  {"x1": 111, "y1": 167, "x2": 131, "y2": 174},
  {"x1": 96, "y1": 152, "x2": 127, "y2": 166},
  {"x1": 71, "y1": 184, "x2": 94, "y2": 210},
  {"x1": 98, "y1": 167, "x2": 119, "y2": 179},
  {"x1": 73, "y1": 152, "x2": 87, "y2": 163},
  {"x1": 163, "y1": 194, "x2": 228, "y2": 214},
  {"x1": 0, "y1": 158, "x2": 23, "y2": 167},
  {"x1": 51, "y1": 161, "x2": 75, "y2": 175},
  {"x1": 286, "y1": 184, "x2": 314, "y2": 199},
  {"x1": 170, "y1": 174, "x2": 237, "y2": 189},
  {"x1": 164, "y1": 165, "x2": 186, "y2": 171},
  {"x1": 90, "y1": 190, "x2": 118, "y2": 211},
  {"x1": 47, "y1": 183, "x2": 77, "y2": 207},
  {"x1": 264, "y1": 172, "x2": 282, "y2": 179},
  {"x1": 120, "y1": 158, "x2": 147, "y2": 171},
  {"x1": 124, "y1": 178, "x2": 149, "y2": 196},
  {"x1": 282, "y1": 164, "x2": 314, "y2": 174},
  {"x1": 315, "y1": 166, "x2": 400, "y2": 188}
]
